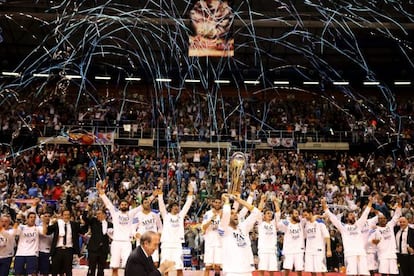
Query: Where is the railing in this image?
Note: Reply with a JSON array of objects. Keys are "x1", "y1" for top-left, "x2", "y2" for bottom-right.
[{"x1": 36, "y1": 122, "x2": 404, "y2": 146}]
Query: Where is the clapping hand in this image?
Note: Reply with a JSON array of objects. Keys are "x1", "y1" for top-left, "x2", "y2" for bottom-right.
[
  {"x1": 159, "y1": 260, "x2": 175, "y2": 274},
  {"x1": 96, "y1": 180, "x2": 105, "y2": 195},
  {"x1": 188, "y1": 183, "x2": 194, "y2": 195}
]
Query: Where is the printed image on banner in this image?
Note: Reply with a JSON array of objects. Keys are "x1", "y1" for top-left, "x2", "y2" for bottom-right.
[{"x1": 188, "y1": 0, "x2": 234, "y2": 57}]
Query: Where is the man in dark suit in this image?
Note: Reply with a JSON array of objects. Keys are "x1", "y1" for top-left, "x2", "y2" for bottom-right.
[
  {"x1": 82, "y1": 208, "x2": 113, "y2": 276},
  {"x1": 125, "y1": 231, "x2": 174, "y2": 276},
  {"x1": 395, "y1": 216, "x2": 414, "y2": 276},
  {"x1": 45, "y1": 209, "x2": 85, "y2": 276}
]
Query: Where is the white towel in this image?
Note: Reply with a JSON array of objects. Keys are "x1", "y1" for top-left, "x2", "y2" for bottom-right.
[
  {"x1": 57, "y1": 219, "x2": 66, "y2": 237},
  {"x1": 102, "y1": 220, "x2": 107, "y2": 235}
]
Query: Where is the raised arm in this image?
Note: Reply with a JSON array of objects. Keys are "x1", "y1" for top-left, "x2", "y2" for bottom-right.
[
  {"x1": 273, "y1": 196, "x2": 281, "y2": 227},
  {"x1": 322, "y1": 198, "x2": 345, "y2": 232},
  {"x1": 128, "y1": 204, "x2": 144, "y2": 218},
  {"x1": 202, "y1": 201, "x2": 218, "y2": 233},
  {"x1": 234, "y1": 194, "x2": 255, "y2": 213},
  {"x1": 389, "y1": 199, "x2": 402, "y2": 227},
  {"x1": 234, "y1": 195, "x2": 260, "y2": 231},
  {"x1": 179, "y1": 184, "x2": 194, "y2": 217},
  {"x1": 155, "y1": 212, "x2": 163, "y2": 233},
  {"x1": 46, "y1": 218, "x2": 58, "y2": 236},
  {"x1": 219, "y1": 194, "x2": 231, "y2": 231},
  {"x1": 257, "y1": 193, "x2": 267, "y2": 212},
  {"x1": 97, "y1": 181, "x2": 116, "y2": 217},
  {"x1": 157, "y1": 180, "x2": 167, "y2": 219},
  {"x1": 238, "y1": 184, "x2": 256, "y2": 218},
  {"x1": 28, "y1": 198, "x2": 40, "y2": 213},
  {"x1": 29, "y1": 198, "x2": 43, "y2": 225},
  {"x1": 356, "y1": 196, "x2": 374, "y2": 228},
  {"x1": 274, "y1": 195, "x2": 286, "y2": 231}
]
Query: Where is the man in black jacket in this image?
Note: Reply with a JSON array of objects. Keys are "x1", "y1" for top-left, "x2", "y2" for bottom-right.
[
  {"x1": 45, "y1": 209, "x2": 85, "y2": 276},
  {"x1": 395, "y1": 216, "x2": 414, "y2": 276},
  {"x1": 83, "y1": 208, "x2": 113, "y2": 276},
  {"x1": 125, "y1": 231, "x2": 174, "y2": 276}
]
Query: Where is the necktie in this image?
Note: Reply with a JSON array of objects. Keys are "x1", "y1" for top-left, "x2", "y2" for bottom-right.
[
  {"x1": 63, "y1": 223, "x2": 67, "y2": 246},
  {"x1": 399, "y1": 229, "x2": 404, "y2": 253},
  {"x1": 148, "y1": 256, "x2": 154, "y2": 265}
]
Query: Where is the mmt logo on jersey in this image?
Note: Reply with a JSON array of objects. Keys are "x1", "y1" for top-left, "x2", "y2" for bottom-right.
[
  {"x1": 118, "y1": 216, "x2": 130, "y2": 225},
  {"x1": 233, "y1": 231, "x2": 247, "y2": 247}
]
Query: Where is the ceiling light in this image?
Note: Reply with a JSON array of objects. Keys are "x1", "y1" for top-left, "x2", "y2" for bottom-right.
[
  {"x1": 394, "y1": 81, "x2": 411, "y2": 86},
  {"x1": 66, "y1": 75, "x2": 82, "y2": 79},
  {"x1": 214, "y1": 80, "x2": 230, "y2": 84},
  {"x1": 273, "y1": 81, "x2": 289, "y2": 85},
  {"x1": 184, "y1": 79, "x2": 201, "y2": 83},
  {"x1": 95, "y1": 76, "x2": 111, "y2": 80},
  {"x1": 2, "y1": 72, "x2": 21, "y2": 77},
  {"x1": 33, "y1": 73, "x2": 50, "y2": 78},
  {"x1": 333, "y1": 81, "x2": 350, "y2": 85},
  {"x1": 125, "y1": 77, "x2": 142, "y2": 81},
  {"x1": 156, "y1": 78, "x2": 172, "y2": 82},
  {"x1": 303, "y1": 81, "x2": 319, "y2": 85},
  {"x1": 363, "y1": 81, "x2": 380, "y2": 86},
  {"x1": 244, "y1": 80, "x2": 260, "y2": 85}
]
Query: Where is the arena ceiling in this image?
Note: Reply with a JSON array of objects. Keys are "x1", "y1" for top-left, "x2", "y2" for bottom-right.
[
  {"x1": 0, "y1": 0, "x2": 413, "y2": 157},
  {"x1": 1, "y1": 0, "x2": 413, "y2": 88}
]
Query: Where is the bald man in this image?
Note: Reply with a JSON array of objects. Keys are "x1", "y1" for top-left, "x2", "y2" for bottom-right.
[{"x1": 125, "y1": 231, "x2": 174, "y2": 276}]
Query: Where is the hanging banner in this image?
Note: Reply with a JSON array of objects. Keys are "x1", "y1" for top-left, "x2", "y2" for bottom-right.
[
  {"x1": 267, "y1": 137, "x2": 295, "y2": 148},
  {"x1": 267, "y1": 137, "x2": 281, "y2": 147},
  {"x1": 188, "y1": 0, "x2": 234, "y2": 57}
]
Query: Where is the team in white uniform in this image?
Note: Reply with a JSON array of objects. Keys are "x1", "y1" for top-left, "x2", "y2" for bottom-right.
[
  {"x1": 257, "y1": 200, "x2": 280, "y2": 276},
  {"x1": 362, "y1": 215, "x2": 379, "y2": 274},
  {"x1": 201, "y1": 197, "x2": 223, "y2": 276},
  {"x1": 370, "y1": 202, "x2": 402, "y2": 275},
  {"x1": 1, "y1": 178, "x2": 404, "y2": 276},
  {"x1": 133, "y1": 196, "x2": 163, "y2": 264},
  {"x1": 302, "y1": 208, "x2": 331, "y2": 276},
  {"x1": 158, "y1": 182, "x2": 194, "y2": 276},
  {"x1": 0, "y1": 215, "x2": 17, "y2": 276},
  {"x1": 322, "y1": 196, "x2": 374, "y2": 276},
  {"x1": 14, "y1": 212, "x2": 44, "y2": 276},
  {"x1": 219, "y1": 194, "x2": 261, "y2": 276},
  {"x1": 277, "y1": 208, "x2": 306, "y2": 276},
  {"x1": 98, "y1": 184, "x2": 143, "y2": 276}
]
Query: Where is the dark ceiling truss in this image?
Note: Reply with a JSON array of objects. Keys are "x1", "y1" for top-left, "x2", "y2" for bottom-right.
[
  {"x1": 0, "y1": 0, "x2": 412, "y2": 145},
  {"x1": 0, "y1": 0, "x2": 413, "y2": 87}
]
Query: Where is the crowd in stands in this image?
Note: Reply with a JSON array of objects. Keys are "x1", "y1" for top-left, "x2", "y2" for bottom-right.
[
  {"x1": 1, "y1": 138, "x2": 414, "y2": 271},
  {"x1": 0, "y1": 92, "x2": 413, "y2": 272},
  {"x1": 1, "y1": 93, "x2": 414, "y2": 144}
]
